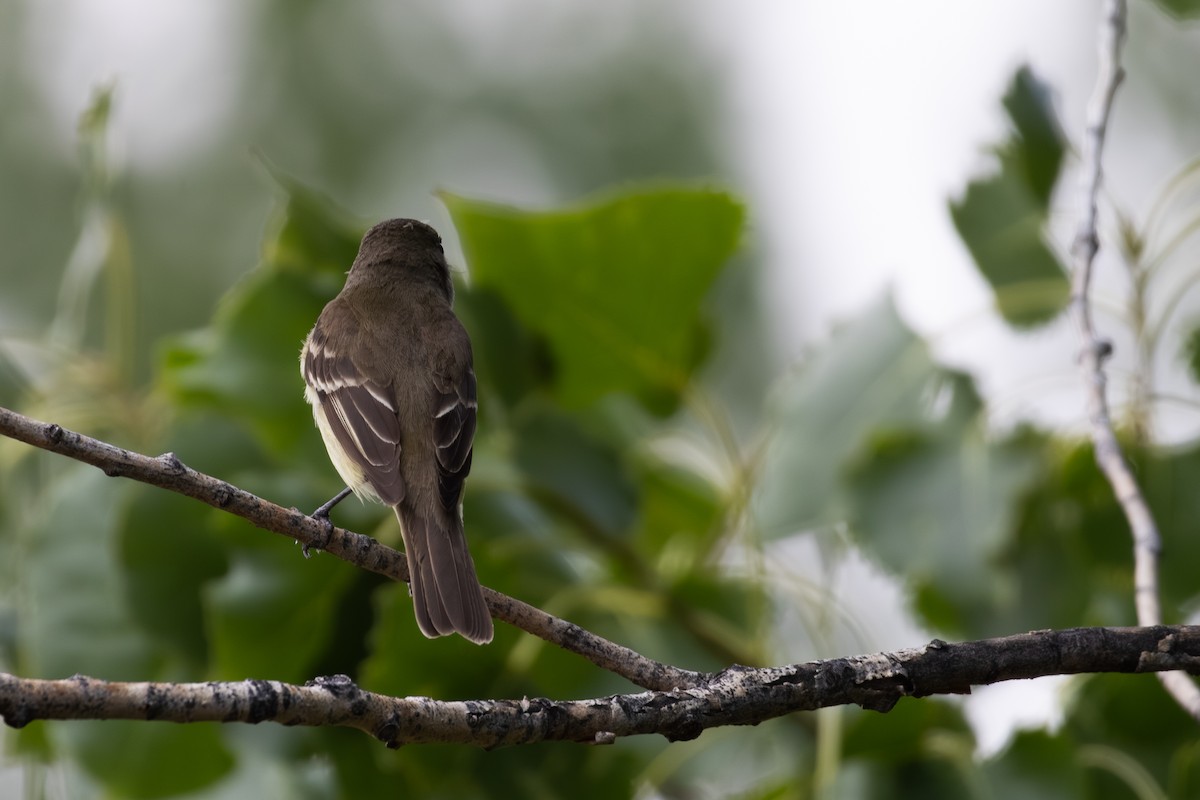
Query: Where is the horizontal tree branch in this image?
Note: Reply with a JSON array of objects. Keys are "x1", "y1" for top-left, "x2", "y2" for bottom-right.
[
  {"x1": 0, "y1": 405, "x2": 703, "y2": 693},
  {"x1": 3, "y1": 626, "x2": 1198, "y2": 747}
]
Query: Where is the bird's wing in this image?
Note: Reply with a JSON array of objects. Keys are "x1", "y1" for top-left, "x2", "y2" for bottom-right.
[
  {"x1": 431, "y1": 354, "x2": 477, "y2": 514},
  {"x1": 302, "y1": 304, "x2": 406, "y2": 506}
]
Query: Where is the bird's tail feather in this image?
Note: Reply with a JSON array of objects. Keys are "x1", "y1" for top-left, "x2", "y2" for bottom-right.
[{"x1": 395, "y1": 506, "x2": 493, "y2": 644}]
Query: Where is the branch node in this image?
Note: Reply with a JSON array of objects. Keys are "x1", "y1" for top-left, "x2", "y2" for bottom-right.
[
  {"x1": 662, "y1": 716, "x2": 704, "y2": 743},
  {"x1": 1138, "y1": 652, "x2": 1200, "y2": 673},
  {"x1": 157, "y1": 452, "x2": 185, "y2": 474},
  {"x1": 213, "y1": 483, "x2": 234, "y2": 508},
  {"x1": 307, "y1": 674, "x2": 359, "y2": 697},
  {"x1": 376, "y1": 720, "x2": 400, "y2": 747},
  {"x1": 859, "y1": 693, "x2": 901, "y2": 714},
  {"x1": 45, "y1": 423, "x2": 63, "y2": 444},
  {"x1": 1072, "y1": 229, "x2": 1099, "y2": 260}
]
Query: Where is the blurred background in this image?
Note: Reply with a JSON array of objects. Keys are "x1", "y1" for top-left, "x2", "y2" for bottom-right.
[
  {"x1": 7, "y1": 1, "x2": 1200, "y2": 435},
  {"x1": 3, "y1": 0, "x2": 1200, "y2": 797}
]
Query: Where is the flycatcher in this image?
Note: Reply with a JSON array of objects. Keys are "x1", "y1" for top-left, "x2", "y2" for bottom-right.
[{"x1": 300, "y1": 218, "x2": 493, "y2": 644}]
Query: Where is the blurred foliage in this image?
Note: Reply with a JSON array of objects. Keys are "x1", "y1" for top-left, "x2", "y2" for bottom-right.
[
  {"x1": 950, "y1": 66, "x2": 1070, "y2": 328},
  {"x1": 2, "y1": 6, "x2": 1200, "y2": 800},
  {"x1": 1152, "y1": 0, "x2": 1200, "y2": 19}
]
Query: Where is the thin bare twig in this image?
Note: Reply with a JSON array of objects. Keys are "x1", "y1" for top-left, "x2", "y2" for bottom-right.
[
  {"x1": 3, "y1": 626, "x2": 1198, "y2": 747},
  {"x1": 0, "y1": 405, "x2": 704, "y2": 693},
  {"x1": 1069, "y1": 0, "x2": 1200, "y2": 718}
]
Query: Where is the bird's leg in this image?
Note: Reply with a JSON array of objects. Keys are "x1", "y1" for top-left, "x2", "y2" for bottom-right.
[
  {"x1": 304, "y1": 486, "x2": 353, "y2": 558},
  {"x1": 313, "y1": 486, "x2": 353, "y2": 520}
]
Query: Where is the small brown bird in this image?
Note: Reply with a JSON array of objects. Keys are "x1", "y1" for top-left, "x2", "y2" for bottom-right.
[{"x1": 300, "y1": 218, "x2": 493, "y2": 644}]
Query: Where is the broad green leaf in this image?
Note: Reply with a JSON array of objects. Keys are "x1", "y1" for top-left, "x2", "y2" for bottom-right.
[
  {"x1": 1022, "y1": 492, "x2": 1119, "y2": 629},
  {"x1": 358, "y1": 577, "x2": 513, "y2": 698},
  {"x1": 1002, "y1": 440, "x2": 1200, "y2": 636},
  {"x1": 1151, "y1": 0, "x2": 1200, "y2": 18},
  {"x1": 981, "y1": 730, "x2": 1086, "y2": 800},
  {"x1": 1184, "y1": 324, "x2": 1200, "y2": 386},
  {"x1": 950, "y1": 66, "x2": 1069, "y2": 327},
  {"x1": 836, "y1": 753, "x2": 976, "y2": 799},
  {"x1": 453, "y1": 286, "x2": 554, "y2": 412},
  {"x1": 64, "y1": 722, "x2": 233, "y2": 799},
  {"x1": 261, "y1": 173, "x2": 362, "y2": 277},
  {"x1": 158, "y1": 184, "x2": 359, "y2": 460},
  {"x1": 443, "y1": 187, "x2": 744, "y2": 413},
  {"x1": 847, "y1": 424, "x2": 1045, "y2": 637},
  {"x1": 204, "y1": 540, "x2": 355, "y2": 683},
  {"x1": 755, "y1": 295, "x2": 959, "y2": 538},
  {"x1": 642, "y1": 723, "x2": 812, "y2": 799},
  {"x1": 1065, "y1": 674, "x2": 1197, "y2": 798},
  {"x1": 464, "y1": 736, "x2": 647, "y2": 800},
  {"x1": 359, "y1": 483, "x2": 587, "y2": 699},
  {"x1": 511, "y1": 404, "x2": 639, "y2": 539},
  {"x1": 838, "y1": 706, "x2": 982, "y2": 797},
  {"x1": 20, "y1": 467, "x2": 156, "y2": 679},
  {"x1": 1002, "y1": 67, "x2": 1066, "y2": 205},
  {"x1": 20, "y1": 467, "x2": 235, "y2": 794},
  {"x1": 843, "y1": 699, "x2": 972, "y2": 763},
  {"x1": 758, "y1": 295, "x2": 1048, "y2": 636},
  {"x1": 158, "y1": 267, "x2": 332, "y2": 459},
  {"x1": 1139, "y1": 441, "x2": 1200, "y2": 616},
  {"x1": 118, "y1": 487, "x2": 227, "y2": 668},
  {"x1": 630, "y1": 459, "x2": 723, "y2": 564}
]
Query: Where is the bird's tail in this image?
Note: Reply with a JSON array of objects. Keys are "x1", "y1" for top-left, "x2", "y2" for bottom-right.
[{"x1": 394, "y1": 506, "x2": 493, "y2": 644}]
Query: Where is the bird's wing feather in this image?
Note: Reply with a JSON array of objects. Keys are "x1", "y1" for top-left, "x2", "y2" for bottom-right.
[
  {"x1": 302, "y1": 306, "x2": 405, "y2": 506},
  {"x1": 432, "y1": 358, "x2": 477, "y2": 513}
]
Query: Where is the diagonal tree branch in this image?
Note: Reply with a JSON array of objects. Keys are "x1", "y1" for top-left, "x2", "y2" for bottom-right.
[
  {"x1": 3, "y1": 626, "x2": 1198, "y2": 748},
  {"x1": 1068, "y1": 0, "x2": 1200, "y2": 719},
  {"x1": 0, "y1": 404, "x2": 704, "y2": 693}
]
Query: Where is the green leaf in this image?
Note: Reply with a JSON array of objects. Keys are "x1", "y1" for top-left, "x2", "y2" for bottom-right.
[
  {"x1": 204, "y1": 540, "x2": 355, "y2": 683},
  {"x1": 65, "y1": 722, "x2": 234, "y2": 799},
  {"x1": 511, "y1": 404, "x2": 639, "y2": 538},
  {"x1": 158, "y1": 183, "x2": 360, "y2": 460},
  {"x1": 257, "y1": 161, "x2": 363, "y2": 277},
  {"x1": 1005, "y1": 441, "x2": 1176, "y2": 636},
  {"x1": 757, "y1": 295, "x2": 1049, "y2": 636},
  {"x1": 443, "y1": 186, "x2": 745, "y2": 413},
  {"x1": 643, "y1": 723, "x2": 813, "y2": 799},
  {"x1": 158, "y1": 267, "x2": 331, "y2": 459},
  {"x1": 843, "y1": 699, "x2": 972, "y2": 763},
  {"x1": 1065, "y1": 674, "x2": 1197, "y2": 798},
  {"x1": 1151, "y1": 0, "x2": 1200, "y2": 18},
  {"x1": 630, "y1": 458, "x2": 723, "y2": 563},
  {"x1": 1183, "y1": 324, "x2": 1200, "y2": 385},
  {"x1": 950, "y1": 66, "x2": 1069, "y2": 327},
  {"x1": 20, "y1": 467, "x2": 235, "y2": 794},
  {"x1": 453, "y1": 286, "x2": 555, "y2": 412},
  {"x1": 1002, "y1": 67, "x2": 1066, "y2": 205},
  {"x1": 982, "y1": 730, "x2": 1086, "y2": 800},
  {"x1": 1139, "y1": 441, "x2": 1200, "y2": 615},
  {"x1": 119, "y1": 486, "x2": 227, "y2": 667},
  {"x1": 847, "y1": 422, "x2": 1045, "y2": 636},
  {"x1": 20, "y1": 467, "x2": 156, "y2": 679},
  {"x1": 358, "y1": 578, "x2": 513, "y2": 699},
  {"x1": 755, "y1": 295, "x2": 959, "y2": 538}
]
